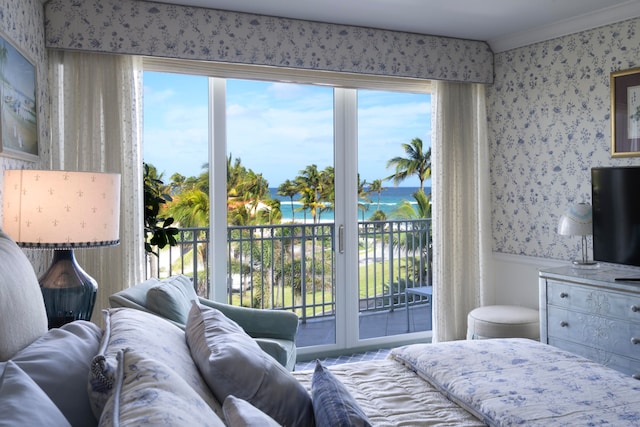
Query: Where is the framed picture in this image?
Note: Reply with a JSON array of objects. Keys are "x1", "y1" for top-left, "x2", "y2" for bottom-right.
[
  {"x1": 611, "y1": 67, "x2": 640, "y2": 157},
  {"x1": 0, "y1": 32, "x2": 38, "y2": 161}
]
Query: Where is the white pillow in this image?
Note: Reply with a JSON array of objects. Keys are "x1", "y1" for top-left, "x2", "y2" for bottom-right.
[
  {"x1": 99, "y1": 349, "x2": 225, "y2": 427},
  {"x1": 185, "y1": 301, "x2": 314, "y2": 427},
  {"x1": 223, "y1": 395, "x2": 281, "y2": 426},
  {"x1": 12, "y1": 321, "x2": 102, "y2": 427},
  {"x1": 0, "y1": 361, "x2": 71, "y2": 427}
]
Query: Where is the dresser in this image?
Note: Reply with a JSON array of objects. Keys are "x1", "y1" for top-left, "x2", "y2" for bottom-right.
[{"x1": 539, "y1": 265, "x2": 640, "y2": 379}]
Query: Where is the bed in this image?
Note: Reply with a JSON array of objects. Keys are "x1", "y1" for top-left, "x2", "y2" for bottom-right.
[{"x1": 294, "y1": 338, "x2": 640, "y2": 426}]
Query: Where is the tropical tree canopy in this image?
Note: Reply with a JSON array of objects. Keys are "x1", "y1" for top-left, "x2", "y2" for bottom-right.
[{"x1": 385, "y1": 137, "x2": 431, "y2": 190}]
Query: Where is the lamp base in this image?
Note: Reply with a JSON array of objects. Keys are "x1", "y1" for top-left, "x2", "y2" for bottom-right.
[
  {"x1": 39, "y1": 249, "x2": 97, "y2": 329},
  {"x1": 571, "y1": 260, "x2": 600, "y2": 269}
]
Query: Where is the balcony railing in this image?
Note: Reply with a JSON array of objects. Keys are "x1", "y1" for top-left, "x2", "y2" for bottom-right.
[{"x1": 146, "y1": 219, "x2": 432, "y2": 322}]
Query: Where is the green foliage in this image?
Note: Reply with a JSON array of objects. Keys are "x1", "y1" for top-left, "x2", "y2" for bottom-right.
[{"x1": 143, "y1": 163, "x2": 179, "y2": 256}]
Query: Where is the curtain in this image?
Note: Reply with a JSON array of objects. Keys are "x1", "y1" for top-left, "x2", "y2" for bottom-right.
[
  {"x1": 431, "y1": 81, "x2": 493, "y2": 342},
  {"x1": 48, "y1": 51, "x2": 145, "y2": 326}
]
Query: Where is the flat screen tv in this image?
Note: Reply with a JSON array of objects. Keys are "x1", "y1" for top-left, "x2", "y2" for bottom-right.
[{"x1": 591, "y1": 166, "x2": 640, "y2": 267}]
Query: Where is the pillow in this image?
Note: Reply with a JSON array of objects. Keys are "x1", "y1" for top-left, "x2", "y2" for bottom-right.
[
  {"x1": 88, "y1": 307, "x2": 222, "y2": 420},
  {"x1": 0, "y1": 229, "x2": 48, "y2": 361},
  {"x1": 0, "y1": 361, "x2": 71, "y2": 427},
  {"x1": 146, "y1": 275, "x2": 198, "y2": 324},
  {"x1": 222, "y1": 395, "x2": 281, "y2": 427},
  {"x1": 12, "y1": 321, "x2": 102, "y2": 427},
  {"x1": 185, "y1": 301, "x2": 315, "y2": 427},
  {"x1": 311, "y1": 360, "x2": 372, "y2": 427},
  {"x1": 99, "y1": 349, "x2": 225, "y2": 427}
]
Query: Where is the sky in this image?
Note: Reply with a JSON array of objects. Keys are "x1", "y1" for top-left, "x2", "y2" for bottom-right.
[{"x1": 143, "y1": 72, "x2": 431, "y2": 188}]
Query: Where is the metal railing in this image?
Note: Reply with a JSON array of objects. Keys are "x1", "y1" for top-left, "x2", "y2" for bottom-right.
[{"x1": 146, "y1": 219, "x2": 432, "y2": 321}]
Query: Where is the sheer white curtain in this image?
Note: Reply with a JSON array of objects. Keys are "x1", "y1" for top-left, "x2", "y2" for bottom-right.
[
  {"x1": 431, "y1": 80, "x2": 493, "y2": 342},
  {"x1": 48, "y1": 51, "x2": 145, "y2": 325}
]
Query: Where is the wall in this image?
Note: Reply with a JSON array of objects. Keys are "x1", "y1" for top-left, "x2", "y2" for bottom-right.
[
  {"x1": 488, "y1": 17, "x2": 640, "y2": 308},
  {"x1": 0, "y1": 0, "x2": 50, "y2": 274}
]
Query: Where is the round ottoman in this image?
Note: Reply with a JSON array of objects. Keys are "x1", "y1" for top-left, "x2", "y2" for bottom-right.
[{"x1": 466, "y1": 305, "x2": 539, "y2": 340}]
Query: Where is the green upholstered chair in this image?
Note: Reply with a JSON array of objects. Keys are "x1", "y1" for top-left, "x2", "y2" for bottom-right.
[{"x1": 109, "y1": 275, "x2": 299, "y2": 371}]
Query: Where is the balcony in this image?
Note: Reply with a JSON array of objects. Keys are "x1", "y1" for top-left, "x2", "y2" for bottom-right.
[{"x1": 146, "y1": 218, "x2": 432, "y2": 346}]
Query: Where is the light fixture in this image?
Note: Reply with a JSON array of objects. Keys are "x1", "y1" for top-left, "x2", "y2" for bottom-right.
[
  {"x1": 557, "y1": 202, "x2": 598, "y2": 267},
  {"x1": 2, "y1": 170, "x2": 121, "y2": 328}
]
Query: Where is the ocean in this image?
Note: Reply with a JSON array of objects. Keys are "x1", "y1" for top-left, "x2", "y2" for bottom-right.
[{"x1": 269, "y1": 186, "x2": 430, "y2": 221}]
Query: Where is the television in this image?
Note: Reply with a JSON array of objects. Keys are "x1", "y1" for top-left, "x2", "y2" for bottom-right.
[{"x1": 591, "y1": 166, "x2": 640, "y2": 267}]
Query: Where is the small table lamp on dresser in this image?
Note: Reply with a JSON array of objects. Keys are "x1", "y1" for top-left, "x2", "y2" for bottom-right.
[
  {"x1": 2, "y1": 169, "x2": 120, "y2": 328},
  {"x1": 557, "y1": 202, "x2": 598, "y2": 267}
]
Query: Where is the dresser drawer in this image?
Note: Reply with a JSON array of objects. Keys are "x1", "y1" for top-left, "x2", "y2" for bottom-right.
[
  {"x1": 549, "y1": 337, "x2": 640, "y2": 378},
  {"x1": 548, "y1": 305, "x2": 640, "y2": 358},
  {"x1": 547, "y1": 280, "x2": 640, "y2": 323}
]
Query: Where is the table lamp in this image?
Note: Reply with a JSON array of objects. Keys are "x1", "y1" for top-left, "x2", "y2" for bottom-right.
[
  {"x1": 2, "y1": 169, "x2": 120, "y2": 328},
  {"x1": 557, "y1": 202, "x2": 598, "y2": 267}
]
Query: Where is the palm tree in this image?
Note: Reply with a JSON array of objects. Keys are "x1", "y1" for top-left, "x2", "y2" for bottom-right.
[
  {"x1": 296, "y1": 165, "x2": 324, "y2": 223},
  {"x1": 385, "y1": 137, "x2": 431, "y2": 191},
  {"x1": 167, "y1": 188, "x2": 209, "y2": 227},
  {"x1": 390, "y1": 189, "x2": 432, "y2": 286},
  {"x1": 357, "y1": 175, "x2": 372, "y2": 221},
  {"x1": 277, "y1": 179, "x2": 298, "y2": 223},
  {"x1": 368, "y1": 179, "x2": 385, "y2": 211}
]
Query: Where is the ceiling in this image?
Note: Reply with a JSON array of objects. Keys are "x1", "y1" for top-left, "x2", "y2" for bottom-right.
[{"x1": 151, "y1": 0, "x2": 640, "y2": 52}]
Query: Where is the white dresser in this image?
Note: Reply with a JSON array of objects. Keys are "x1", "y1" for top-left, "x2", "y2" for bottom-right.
[{"x1": 539, "y1": 265, "x2": 640, "y2": 379}]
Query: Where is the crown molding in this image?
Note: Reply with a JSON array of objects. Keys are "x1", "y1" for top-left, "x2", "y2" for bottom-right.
[{"x1": 489, "y1": 0, "x2": 640, "y2": 53}]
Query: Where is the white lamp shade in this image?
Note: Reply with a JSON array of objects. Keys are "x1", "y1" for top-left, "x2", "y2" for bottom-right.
[
  {"x1": 557, "y1": 203, "x2": 592, "y2": 237},
  {"x1": 2, "y1": 170, "x2": 121, "y2": 248}
]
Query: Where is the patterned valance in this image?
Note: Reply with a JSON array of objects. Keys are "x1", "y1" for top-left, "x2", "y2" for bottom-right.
[{"x1": 44, "y1": 0, "x2": 493, "y2": 84}]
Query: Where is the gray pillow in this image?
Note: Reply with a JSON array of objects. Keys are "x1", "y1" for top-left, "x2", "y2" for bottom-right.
[
  {"x1": 0, "y1": 229, "x2": 48, "y2": 361},
  {"x1": 223, "y1": 395, "x2": 281, "y2": 427},
  {"x1": 12, "y1": 321, "x2": 102, "y2": 427},
  {"x1": 0, "y1": 361, "x2": 71, "y2": 427},
  {"x1": 146, "y1": 275, "x2": 198, "y2": 324},
  {"x1": 311, "y1": 360, "x2": 372, "y2": 427},
  {"x1": 185, "y1": 301, "x2": 315, "y2": 427},
  {"x1": 99, "y1": 349, "x2": 225, "y2": 427}
]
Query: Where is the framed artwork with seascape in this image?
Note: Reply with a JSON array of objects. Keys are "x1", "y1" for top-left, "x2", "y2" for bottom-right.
[
  {"x1": 611, "y1": 67, "x2": 640, "y2": 158},
  {"x1": 0, "y1": 32, "x2": 38, "y2": 161}
]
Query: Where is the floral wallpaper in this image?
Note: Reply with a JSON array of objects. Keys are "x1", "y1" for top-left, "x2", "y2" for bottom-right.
[
  {"x1": 487, "y1": 17, "x2": 640, "y2": 261},
  {"x1": 44, "y1": 0, "x2": 493, "y2": 84},
  {"x1": 0, "y1": 0, "x2": 50, "y2": 273}
]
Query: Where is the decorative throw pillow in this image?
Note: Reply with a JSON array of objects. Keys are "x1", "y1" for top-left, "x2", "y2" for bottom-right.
[
  {"x1": 12, "y1": 321, "x2": 102, "y2": 427},
  {"x1": 146, "y1": 275, "x2": 198, "y2": 324},
  {"x1": 0, "y1": 361, "x2": 71, "y2": 427},
  {"x1": 185, "y1": 301, "x2": 315, "y2": 427},
  {"x1": 88, "y1": 307, "x2": 222, "y2": 420},
  {"x1": 222, "y1": 395, "x2": 281, "y2": 427},
  {"x1": 311, "y1": 360, "x2": 372, "y2": 427},
  {"x1": 99, "y1": 349, "x2": 225, "y2": 427},
  {"x1": 0, "y1": 229, "x2": 48, "y2": 361}
]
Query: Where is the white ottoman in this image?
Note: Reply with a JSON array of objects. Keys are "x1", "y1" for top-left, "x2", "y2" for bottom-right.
[{"x1": 466, "y1": 305, "x2": 539, "y2": 340}]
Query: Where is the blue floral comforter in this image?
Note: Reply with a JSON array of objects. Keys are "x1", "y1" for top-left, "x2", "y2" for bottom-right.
[{"x1": 390, "y1": 338, "x2": 640, "y2": 426}]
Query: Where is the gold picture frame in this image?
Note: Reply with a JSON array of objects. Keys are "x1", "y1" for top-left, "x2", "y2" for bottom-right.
[
  {"x1": 0, "y1": 32, "x2": 38, "y2": 162},
  {"x1": 611, "y1": 67, "x2": 640, "y2": 157}
]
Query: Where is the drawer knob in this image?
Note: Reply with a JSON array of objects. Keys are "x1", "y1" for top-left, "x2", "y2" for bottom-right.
[
  {"x1": 632, "y1": 305, "x2": 640, "y2": 313},
  {"x1": 633, "y1": 373, "x2": 640, "y2": 381},
  {"x1": 560, "y1": 292, "x2": 569, "y2": 298},
  {"x1": 632, "y1": 337, "x2": 640, "y2": 345},
  {"x1": 560, "y1": 321, "x2": 569, "y2": 327}
]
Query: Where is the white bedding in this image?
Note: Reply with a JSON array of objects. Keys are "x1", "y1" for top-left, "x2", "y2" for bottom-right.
[
  {"x1": 294, "y1": 359, "x2": 486, "y2": 426},
  {"x1": 295, "y1": 339, "x2": 640, "y2": 426}
]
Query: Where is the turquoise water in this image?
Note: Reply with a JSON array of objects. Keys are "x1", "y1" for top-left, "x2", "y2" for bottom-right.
[{"x1": 269, "y1": 186, "x2": 430, "y2": 221}]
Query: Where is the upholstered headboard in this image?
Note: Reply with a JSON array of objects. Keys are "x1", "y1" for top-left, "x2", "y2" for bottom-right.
[{"x1": 0, "y1": 229, "x2": 47, "y2": 361}]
